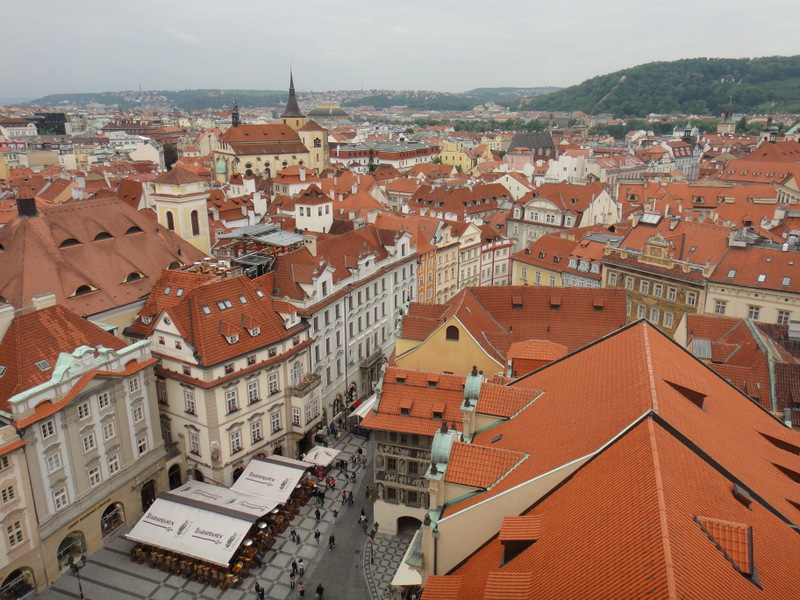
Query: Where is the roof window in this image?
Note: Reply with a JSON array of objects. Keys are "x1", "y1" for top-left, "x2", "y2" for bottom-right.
[
  {"x1": 125, "y1": 271, "x2": 144, "y2": 283},
  {"x1": 125, "y1": 226, "x2": 143, "y2": 235},
  {"x1": 163, "y1": 286, "x2": 172, "y2": 295},
  {"x1": 72, "y1": 284, "x2": 97, "y2": 297},
  {"x1": 757, "y1": 274, "x2": 766, "y2": 283},
  {"x1": 59, "y1": 238, "x2": 81, "y2": 248},
  {"x1": 0, "y1": 366, "x2": 6, "y2": 377},
  {"x1": 36, "y1": 360, "x2": 51, "y2": 371},
  {"x1": 93, "y1": 231, "x2": 113, "y2": 241},
  {"x1": 176, "y1": 288, "x2": 184, "y2": 297},
  {"x1": 217, "y1": 300, "x2": 233, "y2": 310},
  {"x1": 201, "y1": 305, "x2": 211, "y2": 315},
  {"x1": 695, "y1": 517, "x2": 757, "y2": 581},
  {"x1": 782, "y1": 277, "x2": 791, "y2": 286},
  {"x1": 239, "y1": 295, "x2": 248, "y2": 304},
  {"x1": 727, "y1": 269, "x2": 736, "y2": 278},
  {"x1": 255, "y1": 290, "x2": 265, "y2": 298}
]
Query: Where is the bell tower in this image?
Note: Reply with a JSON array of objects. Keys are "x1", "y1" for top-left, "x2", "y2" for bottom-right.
[{"x1": 281, "y1": 71, "x2": 307, "y2": 131}]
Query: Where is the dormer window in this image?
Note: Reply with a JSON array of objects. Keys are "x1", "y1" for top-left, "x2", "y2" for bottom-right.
[
  {"x1": 400, "y1": 407, "x2": 410, "y2": 416},
  {"x1": 225, "y1": 334, "x2": 239, "y2": 345},
  {"x1": 141, "y1": 316, "x2": 152, "y2": 325},
  {"x1": 125, "y1": 271, "x2": 144, "y2": 283},
  {"x1": 247, "y1": 327, "x2": 261, "y2": 337}
]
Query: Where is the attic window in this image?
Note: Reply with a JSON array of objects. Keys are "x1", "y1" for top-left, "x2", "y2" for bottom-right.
[
  {"x1": 757, "y1": 274, "x2": 766, "y2": 283},
  {"x1": 225, "y1": 334, "x2": 239, "y2": 345},
  {"x1": 125, "y1": 226, "x2": 143, "y2": 235},
  {"x1": 125, "y1": 272, "x2": 144, "y2": 283},
  {"x1": 36, "y1": 360, "x2": 51, "y2": 371},
  {"x1": 239, "y1": 295, "x2": 248, "y2": 304},
  {"x1": 201, "y1": 305, "x2": 211, "y2": 315},
  {"x1": 433, "y1": 411, "x2": 443, "y2": 420},
  {"x1": 665, "y1": 378, "x2": 707, "y2": 410},
  {"x1": 695, "y1": 517, "x2": 757, "y2": 581},
  {"x1": 689, "y1": 246, "x2": 697, "y2": 253},
  {"x1": 427, "y1": 379, "x2": 438, "y2": 389},
  {"x1": 141, "y1": 316, "x2": 152, "y2": 325},
  {"x1": 727, "y1": 269, "x2": 736, "y2": 278},
  {"x1": 550, "y1": 296, "x2": 561, "y2": 310},
  {"x1": 176, "y1": 288, "x2": 184, "y2": 297},
  {"x1": 396, "y1": 377, "x2": 406, "y2": 385},
  {"x1": 400, "y1": 407, "x2": 410, "y2": 416},
  {"x1": 59, "y1": 238, "x2": 81, "y2": 248},
  {"x1": 163, "y1": 286, "x2": 172, "y2": 295},
  {"x1": 248, "y1": 327, "x2": 260, "y2": 337},
  {"x1": 445, "y1": 326, "x2": 460, "y2": 341},
  {"x1": 168, "y1": 261, "x2": 182, "y2": 270},
  {"x1": 782, "y1": 277, "x2": 791, "y2": 286},
  {"x1": 93, "y1": 231, "x2": 113, "y2": 241},
  {"x1": 72, "y1": 284, "x2": 97, "y2": 297},
  {"x1": 217, "y1": 300, "x2": 233, "y2": 310},
  {"x1": 511, "y1": 295, "x2": 523, "y2": 309},
  {"x1": 593, "y1": 298, "x2": 605, "y2": 312},
  {"x1": 773, "y1": 463, "x2": 800, "y2": 484}
]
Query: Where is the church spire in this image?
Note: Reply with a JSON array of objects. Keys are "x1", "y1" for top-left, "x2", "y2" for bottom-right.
[
  {"x1": 281, "y1": 70, "x2": 305, "y2": 120},
  {"x1": 231, "y1": 96, "x2": 240, "y2": 128}
]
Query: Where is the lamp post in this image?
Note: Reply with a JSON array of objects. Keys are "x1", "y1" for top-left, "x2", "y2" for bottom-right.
[
  {"x1": 432, "y1": 526, "x2": 439, "y2": 576},
  {"x1": 363, "y1": 521, "x2": 379, "y2": 564},
  {"x1": 68, "y1": 554, "x2": 87, "y2": 600}
]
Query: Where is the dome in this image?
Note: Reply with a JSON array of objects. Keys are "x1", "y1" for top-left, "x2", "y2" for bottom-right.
[{"x1": 308, "y1": 105, "x2": 350, "y2": 120}]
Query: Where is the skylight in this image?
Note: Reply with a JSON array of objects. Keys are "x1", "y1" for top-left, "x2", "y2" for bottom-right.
[
  {"x1": 757, "y1": 274, "x2": 766, "y2": 283},
  {"x1": 163, "y1": 286, "x2": 172, "y2": 295},
  {"x1": 216, "y1": 300, "x2": 233, "y2": 310},
  {"x1": 201, "y1": 305, "x2": 211, "y2": 315},
  {"x1": 727, "y1": 270, "x2": 736, "y2": 278},
  {"x1": 176, "y1": 288, "x2": 184, "y2": 297},
  {"x1": 782, "y1": 277, "x2": 791, "y2": 286},
  {"x1": 36, "y1": 360, "x2": 51, "y2": 371},
  {"x1": 239, "y1": 295, "x2": 248, "y2": 304}
]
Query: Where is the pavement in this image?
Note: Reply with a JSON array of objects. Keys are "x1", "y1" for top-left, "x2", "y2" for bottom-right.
[{"x1": 36, "y1": 431, "x2": 412, "y2": 600}]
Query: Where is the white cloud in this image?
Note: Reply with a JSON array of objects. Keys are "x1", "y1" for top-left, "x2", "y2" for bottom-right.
[{"x1": 165, "y1": 26, "x2": 200, "y2": 45}]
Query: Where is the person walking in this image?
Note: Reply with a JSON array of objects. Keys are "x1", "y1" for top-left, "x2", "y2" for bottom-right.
[
  {"x1": 298, "y1": 580, "x2": 305, "y2": 598},
  {"x1": 291, "y1": 559, "x2": 298, "y2": 577},
  {"x1": 298, "y1": 559, "x2": 305, "y2": 576},
  {"x1": 351, "y1": 470, "x2": 357, "y2": 484},
  {"x1": 290, "y1": 573, "x2": 296, "y2": 590},
  {"x1": 315, "y1": 582, "x2": 324, "y2": 600},
  {"x1": 332, "y1": 508, "x2": 338, "y2": 523},
  {"x1": 314, "y1": 529, "x2": 321, "y2": 545},
  {"x1": 254, "y1": 582, "x2": 262, "y2": 599},
  {"x1": 328, "y1": 533, "x2": 336, "y2": 550},
  {"x1": 349, "y1": 491, "x2": 355, "y2": 506},
  {"x1": 258, "y1": 584, "x2": 265, "y2": 600},
  {"x1": 341, "y1": 491, "x2": 347, "y2": 506},
  {"x1": 315, "y1": 507, "x2": 321, "y2": 524}
]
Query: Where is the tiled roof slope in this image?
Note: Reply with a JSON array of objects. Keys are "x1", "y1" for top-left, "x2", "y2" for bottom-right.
[
  {"x1": 0, "y1": 198, "x2": 207, "y2": 315},
  {"x1": 162, "y1": 275, "x2": 300, "y2": 366},
  {"x1": 433, "y1": 418, "x2": 800, "y2": 600},
  {"x1": 444, "y1": 322, "x2": 800, "y2": 528},
  {"x1": 0, "y1": 304, "x2": 126, "y2": 409},
  {"x1": 443, "y1": 442, "x2": 526, "y2": 488},
  {"x1": 710, "y1": 246, "x2": 800, "y2": 293}
]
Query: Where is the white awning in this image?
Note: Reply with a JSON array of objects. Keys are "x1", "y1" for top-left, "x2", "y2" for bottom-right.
[
  {"x1": 169, "y1": 481, "x2": 279, "y2": 519},
  {"x1": 350, "y1": 394, "x2": 377, "y2": 419},
  {"x1": 230, "y1": 455, "x2": 308, "y2": 504},
  {"x1": 126, "y1": 497, "x2": 251, "y2": 567},
  {"x1": 390, "y1": 540, "x2": 423, "y2": 587},
  {"x1": 302, "y1": 446, "x2": 341, "y2": 467}
]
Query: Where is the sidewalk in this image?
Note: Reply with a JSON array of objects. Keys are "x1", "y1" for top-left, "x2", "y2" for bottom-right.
[{"x1": 36, "y1": 431, "x2": 412, "y2": 600}]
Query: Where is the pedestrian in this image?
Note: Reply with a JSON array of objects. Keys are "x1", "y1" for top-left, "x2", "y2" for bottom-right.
[
  {"x1": 254, "y1": 582, "x2": 262, "y2": 599},
  {"x1": 332, "y1": 508, "x2": 338, "y2": 523},
  {"x1": 351, "y1": 454, "x2": 356, "y2": 466},
  {"x1": 351, "y1": 471, "x2": 357, "y2": 483},
  {"x1": 258, "y1": 585, "x2": 265, "y2": 600},
  {"x1": 359, "y1": 508, "x2": 367, "y2": 523},
  {"x1": 357, "y1": 446, "x2": 363, "y2": 456},
  {"x1": 314, "y1": 529, "x2": 321, "y2": 545},
  {"x1": 315, "y1": 507, "x2": 321, "y2": 524},
  {"x1": 319, "y1": 487, "x2": 326, "y2": 505},
  {"x1": 341, "y1": 491, "x2": 347, "y2": 506},
  {"x1": 291, "y1": 528, "x2": 298, "y2": 543},
  {"x1": 344, "y1": 472, "x2": 349, "y2": 482},
  {"x1": 316, "y1": 582, "x2": 324, "y2": 600},
  {"x1": 291, "y1": 558, "x2": 298, "y2": 576},
  {"x1": 348, "y1": 491, "x2": 354, "y2": 506},
  {"x1": 290, "y1": 573, "x2": 296, "y2": 590},
  {"x1": 328, "y1": 533, "x2": 336, "y2": 550},
  {"x1": 298, "y1": 580, "x2": 305, "y2": 598},
  {"x1": 255, "y1": 552, "x2": 263, "y2": 567},
  {"x1": 298, "y1": 559, "x2": 305, "y2": 576}
]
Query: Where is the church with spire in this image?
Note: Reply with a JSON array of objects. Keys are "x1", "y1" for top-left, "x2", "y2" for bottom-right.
[{"x1": 212, "y1": 73, "x2": 329, "y2": 183}]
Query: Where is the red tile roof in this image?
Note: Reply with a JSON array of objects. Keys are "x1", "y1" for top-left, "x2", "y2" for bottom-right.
[{"x1": 444, "y1": 442, "x2": 526, "y2": 488}]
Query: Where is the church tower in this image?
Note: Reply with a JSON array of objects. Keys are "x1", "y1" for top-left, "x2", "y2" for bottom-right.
[
  {"x1": 281, "y1": 71, "x2": 307, "y2": 131},
  {"x1": 231, "y1": 97, "x2": 240, "y2": 128},
  {"x1": 151, "y1": 167, "x2": 211, "y2": 256}
]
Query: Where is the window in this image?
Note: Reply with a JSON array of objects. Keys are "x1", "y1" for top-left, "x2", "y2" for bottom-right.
[
  {"x1": 40, "y1": 420, "x2": 55, "y2": 440},
  {"x1": 268, "y1": 373, "x2": 279, "y2": 394},
  {"x1": 748, "y1": 305, "x2": 761, "y2": 320},
  {"x1": 640, "y1": 280, "x2": 650, "y2": 295},
  {"x1": 664, "y1": 312, "x2": 674, "y2": 328},
  {"x1": 0, "y1": 456, "x2": 7, "y2": 471},
  {"x1": 268, "y1": 347, "x2": 277, "y2": 358},
  {"x1": 1, "y1": 485, "x2": 15, "y2": 504},
  {"x1": 445, "y1": 326, "x2": 459, "y2": 341},
  {"x1": 77, "y1": 402, "x2": 90, "y2": 420},
  {"x1": 714, "y1": 300, "x2": 727, "y2": 315},
  {"x1": 88, "y1": 466, "x2": 102, "y2": 488},
  {"x1": 667, "y1": 287, "x2": 677, "y2": 302},
  {"x1": 46, "y1": 452, "x2": 62, "y2": 473},
  {"x1": 387, "y1": 487, "x2": 398, "y2": 502},
  {"x1": 185, "y1": 391, "x2": 196, "y2": 415},
  {"x1": 132, "y1": 405, "x2": 144, "y2": 423},
  {"x1": 229, "y1": 431, "x2": 242, "y2": 453},
  {"x1": 386, "y1": 457, "x2": 397, "y2": 472},
  {"x1": 649, "y1": 308, "x2": 660, "y2": 324},
  {"x1": 247, "y1": 354, "x2": 257, "y2": 366},
  {"x1": 53, "y1": 487, "x2": 68, "y2": 511},
  {"x1": 250, "y1": 420, "x2": 263, "y2": 443},
  {"x1": 271, "y1": 412, "x2": 281, "y2": 433},
  {"x1": 637, "y1": 304, "x2": 647, "y2": 319},
  {"x1": 158, "y1": 335, "x2": 165, "y2": 345},
  {"x1": 174, "y1": 340, "x2": 182, "y2": 350},
  {"x1": 549, "y1": 275, "x2": 556, "y2": 286},
  {"x1": 224, "y1": 362, "x2": 234, "y2": 375},
  {"x1": 686, "y1": 292, "x2": 697, "y2": 307},
  {"x1": 608, "y1": 272, "x2": 617, "y2": 286},
  {"x1": 107, "y1": 453, "x2": 120, "y2": 476},
  {"x1": 6, "y1": 521, "x2": 23, "y2": 548},
  {"x1": 128, "y1": 377, "x2": 140, "y2": 394},
  {"x1": 778, "y1": 310, "x2": 791, "y2": 325},
  {"x1": 102, "y1": 421, "x2": 116, "y2": 441},
  {"x1": 189, "y1": 432, "x2": 201, "y2": 455},
  {"x1": 626, "y1": 277, "x2": 634, "y2": 290},
  {"x1": 304, "y1": 398, "x2": 320, "y2": 424},
  {"x1": 247, "y1": 381, "x2": 260, "y2": 403},
  {"x1": 534, "y1": 271, "x2": 541, "y2": 284},
  {"x1": 226, "y1": 390, "x2": 239, "y2": 413},
  {"x1": 137, "y1": 436, "x2": 148, "y2": 455},
  {"x1": 83, "y1": 432, "x2": 97, "y2": 452},
  {"x1": 166, "y1": 211, "x2": 175, "y2": 231},
  {"x1": 292, "y1": 407, "x2": 301, "y2": 426},
  {"x1": 653, "y1": 283, "x2": 662, "y2": 298},
  {"x1": 183, "y1": 365, "x2": 192, "y2": 376},
  {"x1": 97, "y1": 392, "x2": 110, "y2": 411}
]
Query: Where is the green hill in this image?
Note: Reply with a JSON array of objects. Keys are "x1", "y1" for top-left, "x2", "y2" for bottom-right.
[{"x1": 512, "y1": 56, "x2": 800, "y2": 118}]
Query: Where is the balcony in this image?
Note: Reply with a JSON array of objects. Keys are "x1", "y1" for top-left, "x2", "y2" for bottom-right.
[
  {"x1": 288, "y1": 373, "x2": 321, "y2": 398},
  {"x1": 360, "y1": 349, "x2": 384, "y2": 370},
  {"x1": 165, "y1": 441, "x2": 181, "y2": 459}
]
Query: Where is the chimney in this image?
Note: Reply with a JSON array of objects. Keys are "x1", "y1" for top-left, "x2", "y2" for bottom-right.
[
  {"x1": 304, "y1": 234, "x2": 318, "y2": 258},
  {"x1": 0, "y1": 303, "x2": 14, "y2": 342},
  {"x1": 17, "y1": 196, "x2": 37, "y2": 218},
  {"x1": 784, "y1": 408, "x2": 793, "y2": 429},
  {"x1": 31, "y1": 293, "x2": 57, "y2": 311},
  {"x1": 299, "y1": 167, "x2": 306, "y2": 182}
]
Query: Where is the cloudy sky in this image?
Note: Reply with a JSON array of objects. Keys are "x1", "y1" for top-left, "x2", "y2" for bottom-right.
[{"x1": 5, "y1": 0, "x2": 800, "y2": 99}]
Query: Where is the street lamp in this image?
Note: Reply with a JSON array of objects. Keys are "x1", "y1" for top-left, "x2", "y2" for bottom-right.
[
  {"x1": 363, "y1": 521, "x2": 379, "y2": 564},
  {"x1": 68, "y1": 554, "x2": 87, "y2": 599}
]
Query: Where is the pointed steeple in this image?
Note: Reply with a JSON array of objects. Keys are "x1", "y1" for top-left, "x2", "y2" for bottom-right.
[
  {"x1": 231, "y1": 96, "x2": 240, "y2": 128},
  {"x1": 281, "y1": 70, "x2": 305, "y2": 120}
]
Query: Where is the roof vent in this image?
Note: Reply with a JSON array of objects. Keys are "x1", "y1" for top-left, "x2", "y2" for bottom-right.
[{"x1": 491, "y1": 433, "x2": 503, "y2": 444}]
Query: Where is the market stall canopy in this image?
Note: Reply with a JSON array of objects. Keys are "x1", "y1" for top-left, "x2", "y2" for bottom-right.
[
  {"x1": 302, "y1": 446, "x2": 341, "y2": 467},
  {"x1": 125, "y1": 495, "x2": 251, "y2": 567},
  {"x1": 169, "y1": 480, "x2": 279, "y2": 519},
  {"x1": 230, "y1": 455, "x2": 308, "y2": 504}
]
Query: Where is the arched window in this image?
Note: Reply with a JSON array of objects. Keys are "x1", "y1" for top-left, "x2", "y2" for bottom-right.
[
  {"x1": 314, "y1": 138, "x2": 321, "y2": 148},
  {"x1": 445, "y1": 325, "x2": 459, "y2": 341},
  {"x1": 190, "y1": 210, "x2": 200, "y2": 236},
  {"x1": 124, "y1": 272, "x2": 143, "y2": 283},
  {"x1": 166, "y1": 211, "x2": 175, "y2": 231}
]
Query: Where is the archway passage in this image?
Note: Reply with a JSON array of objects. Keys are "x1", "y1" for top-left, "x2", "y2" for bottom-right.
[
  {"x1": 396, "y1": 516, "x2": 422, "y2": 537},
  {"x1": 168, "y1": 464, "x2": 182, "y2": 490},
  {"x1": 1, "y1": 568, "x2": 35, "y2": 600},
  {"x1": 56, "y1": 531, "x2": 86, "y2": 571},
  {"x1": 233, "y1": 467, "x2": 244, "y2": 483},
  {"x1": 100, "y1": 502, "x2": 125, "y2": 538},
  {"x1": 140, "y1": 480, "x2": 156, "y2": 512},
  {"x1": 194, "y1": 469, "x2": 205, "y2": 482},
  {"x1": 272, "y1": 445, "x2": 283, "y2": 456}
]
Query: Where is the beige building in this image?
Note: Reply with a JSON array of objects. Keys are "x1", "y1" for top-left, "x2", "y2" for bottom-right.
[
  {"x1": 151, "y1": 167, "x2": 212, "y2": 256},
  {"x1": 0, "y1": 299, "x2": 167, "y2": 593}
]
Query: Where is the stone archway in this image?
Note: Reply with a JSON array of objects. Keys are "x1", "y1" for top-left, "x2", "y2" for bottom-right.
[
  {"x1": 194, "y1": 469, "x2": 205, "y2": 482},
  {"x1": 272, "y1": 445, "x2": 283, "y2": 456},
  {"x1": 396, "y1": 516, "x2": 422, "y2": 537},
  {"x1": 140, "y1": 480, "x2": 156, "y2": 512},
  {"x1": 233, "y1": 467, "x2": 244, "y2": 483},
  {"x1": 56, "y1": 531, "x2": 86, "y2": 571},
  {"x1": 168, "y1": 464, "x2": 182, "y2": 490},
  {"x1": 0, "y1": 568, "x2": 35, "y2": 600},
  {"x1": 100, "y1": 502, "x2": 125, "y2": 538}
]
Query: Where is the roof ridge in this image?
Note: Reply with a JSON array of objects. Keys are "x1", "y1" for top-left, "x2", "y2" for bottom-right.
[
  {"x1": 646, "y1": 418, "x2": 679, "y2": 599},
  {"x1": 642, "y1": 321, "x2": 660, "y2": 412}
]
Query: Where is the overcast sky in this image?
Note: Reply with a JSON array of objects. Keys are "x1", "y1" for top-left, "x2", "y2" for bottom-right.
[{"x1": 5, "y1": 0, "x2": 800, "y2": 100}]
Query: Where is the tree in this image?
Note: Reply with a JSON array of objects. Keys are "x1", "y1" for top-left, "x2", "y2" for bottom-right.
[{"x1": 163, "y1": 143, "x2": 178, "y2": 170}]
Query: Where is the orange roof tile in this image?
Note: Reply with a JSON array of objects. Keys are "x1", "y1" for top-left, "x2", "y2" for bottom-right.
[{"x1": 444, "y1": 443, "x2": 527, "y2": 488}]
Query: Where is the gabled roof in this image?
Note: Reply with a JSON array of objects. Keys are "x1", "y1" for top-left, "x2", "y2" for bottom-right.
[
  {"x1": 710, "y1": 246, "x2": 800, "y2": 293},
  {"x1": 153, "y1": 166, "x2": 205, "y2": 185},
  {"x1": 444, "y1": 442, "x2": 527, "y2": 489},
  {"x1": 0, "y1": 304, "x2": 126, "y2": 409}
]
